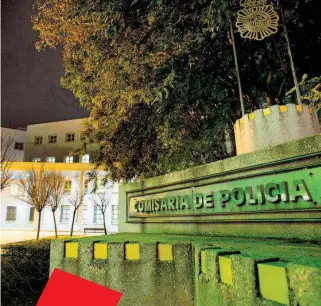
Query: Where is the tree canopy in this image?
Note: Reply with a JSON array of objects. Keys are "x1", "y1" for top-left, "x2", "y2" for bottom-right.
[{"x1": 32, "y1": 0, "x2": 321, "y2": 181}]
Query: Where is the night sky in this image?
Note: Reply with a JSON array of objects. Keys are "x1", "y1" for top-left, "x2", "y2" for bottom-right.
[{"x1": 1, "y1": 0, "x2": 88, "y2": 129}]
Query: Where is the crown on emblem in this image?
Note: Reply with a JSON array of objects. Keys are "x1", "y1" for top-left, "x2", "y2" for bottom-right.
[{"x1": 240, "y1": 0, "x2": 265, "y2": 7}]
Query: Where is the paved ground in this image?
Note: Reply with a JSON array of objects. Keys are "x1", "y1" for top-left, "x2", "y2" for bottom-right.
[{"x1": 0, "y1": 229, "x2": 84, "y2": 244}]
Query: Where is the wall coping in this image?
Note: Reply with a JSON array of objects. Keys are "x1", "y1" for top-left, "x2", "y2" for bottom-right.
[{"x1": 121, "y1": 134, "x2": 321, "y2": 191}]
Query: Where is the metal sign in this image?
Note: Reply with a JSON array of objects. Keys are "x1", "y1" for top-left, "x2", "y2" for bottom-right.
[
  {"x1": 127, "y1": 166, "x2": 321, "y2": 222},
  {"x1": 236, "y1": 0, "x2": 279, "y2": 40}
]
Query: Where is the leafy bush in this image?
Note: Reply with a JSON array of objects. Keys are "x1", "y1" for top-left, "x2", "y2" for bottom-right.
[
  {"x1": 1, "y1": 239, "x2": 51, "y2": 305},
  {"x1": 284, "y1": 75, "x2": 321, "y2": 111}
]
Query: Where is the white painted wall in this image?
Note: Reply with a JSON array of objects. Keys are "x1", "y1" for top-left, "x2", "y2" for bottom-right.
[
  {"x1": 1, "y1": 127, "x2": 26, "y2": 162},
  {"x1": 0, "y1": 169, "x2": 119, "y2": 236}
]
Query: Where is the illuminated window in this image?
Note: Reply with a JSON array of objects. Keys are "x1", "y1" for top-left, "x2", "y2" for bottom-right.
[
  {"x1": 34, "y1": 136, "x2": 43, "y2": 145},
  {"x1": 46, "y1": 156, "x2": 55, "y2": 163},
  {"x1": 6, "y1": 206, "x2": 16, "y2": 221},
  {"x1": 81, "y1": 154, "x2": 90, "y2": 163},
  {"x1": 111, "y1": 205, "x2": 118, "y2": 224},
  {"x1": 93, "y1": 205, "x2": 103, "y2": 224},
  {"x1": 64, "y1": 180, "x2": 72, "y2": 194},
  {"x1": 14, "y1": 142, "x2": 24, "y2": 150},
  {"x1": 65, "y1": 133, "x2": 75, "y2": 142},
  {"x1": 60, "y1": 205, "x2": 70, "y2": 223},
  {"x1": 29, "y1": 207, "x2": 35, "y2": 221},
  {"x1": 65, "y1": 156, "x2": 74, "y2": 163},
  {"x1": 48, "y1": 135, "x2": 57, "y2": 144},
  {"x1": 32, "y1": 157, "x2": 41, "y2": 162}
]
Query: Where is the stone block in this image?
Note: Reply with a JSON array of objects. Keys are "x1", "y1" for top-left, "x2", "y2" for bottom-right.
[
  {"x1": 94, "y1": 243, "x2": 108, "y2": 260},
  {"x1": 288, "y1": 263, "x2": 321, "y2": 306},
  {"x1": 65, "y1": 242, "x2": 78, "y2": 259},
  {"x1": 125, "y1": 243, "x2": 140, "y2": 260},
  {"x1": 258, "y1": 261, "x2": 289, "y2": 305},
  {"x1": 219, "y1": 255, "x2": 232, "y2": 285},
  {"x1": 157, "y1": 244, "x2": 173, "y2": 261}
]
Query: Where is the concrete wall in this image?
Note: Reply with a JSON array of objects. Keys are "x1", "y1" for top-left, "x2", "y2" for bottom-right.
[
  {"x1": 50, "y1": 234, "x2": 321, "y2": 306},
  {"x1": 118, "y1": 134, "x2": 321, "y2": 240},
  {"x1": 195, "y1": 245, "x2": 321, "y2": 306},
  {"x1": 50, "y1": 238, "x2": 194, "y2": 306},
  {"x1": 24, "y1": 118, "x2": 96, "y2": 162},
  {"x1": 1, "y1": 127, "x2": 26, "y2": 161},
  {"x1": 234, "y1": 104, "x2": 320, "y2": 155},
  {"x1": 50, "y1": 133, "x2": 321, "y2": 306}
]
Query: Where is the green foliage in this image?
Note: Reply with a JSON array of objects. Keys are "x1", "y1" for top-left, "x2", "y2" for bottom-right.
[
  {"x1": 32, "y1": 0, "x2": 321, "y2": 181},
  {"x1": 1, "y1": 239, "x2": 51, "y2": 305},
  {"x1": 285, "y1": 75, "x2": 321, "y2": 111}
]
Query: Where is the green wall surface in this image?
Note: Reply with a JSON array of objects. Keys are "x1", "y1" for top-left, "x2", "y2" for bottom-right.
[
  {"x1": 51, "y1": 134, "x2": 321, "y2": 305},
  {"x1": 119, "y1": 134, "x2": 321, "y2": 240},
  {"x1": 51, "y1": 236, "x2": 195, "y2": 306},
  {"x1": 50, "y1": 233, "x2": 321, "y2": 306}
]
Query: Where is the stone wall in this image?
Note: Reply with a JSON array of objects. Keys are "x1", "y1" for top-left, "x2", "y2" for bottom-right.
[
  {"x1": 50, "y1": 238, "x2": 194, "y2": 306},
  {"x1": 118, "y1": 134, "x2": 321, "y2": 240},
  {"x1": 50, "y1": 234, "x2": 321, "y2": 306},
  {"x1": 196, "y1": 245, "x2": 321, "y2": 306},
  {"x1": 50, "y1": 133, "x2": 321, "y2": 305}
]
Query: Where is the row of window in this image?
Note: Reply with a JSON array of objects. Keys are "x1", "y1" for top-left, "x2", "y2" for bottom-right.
[
  {"x1": 60, "y1": 205, "x2": 114, "y2": 224},
  {"x1": 12, "y1": 133, "x2": 85, "y2": 152},
  {"x1": 5, "y1": 205, "x2": 118, "y2": 225},
  {"x1": 34, "y1": 132, "x2": 85, "y2": 145},
  {"x1": 61, "y1": 205, "x2": 118, "y2": 224},
  {"x1": 11, "y1": 132, "x2": 86, "y2": 152},
  {"x1": 12, "y1": 134, "x2": 85, "y2": 152},
  {"x1": 63, "y1": 178, "x2": 105, "y2": 194},
  {"x1": 10, "y1": 177, "x2": 105, "y2": 196},
  {"x1": 32, "y1": 154, "x2": 90, "y2": 163},
  {"x1": 6, "y1": 206, "x2": 35, "y2": 221}
]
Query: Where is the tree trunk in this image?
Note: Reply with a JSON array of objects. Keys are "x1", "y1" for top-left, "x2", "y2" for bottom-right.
[
  {"x1": 265, "y1": 90, "x2": 275, "y2": 106},
  {"x1": 265, "y1": 71, "x2": 275, "y2": 106},
  {"x1": 228, "y1": 120, "x2": 237, "y2": 157},
  {"x1": 36, "y1": 210, "x2": 42, "y2": 240},
  {"x1": 70, "y1": 208, "x2": 77, "y2": 237},
  {"x1": 102, "y1": 214, "x2": 107, "y2": 235},
  {"x1": 52, "y1": 211, "x2": 58, "y2": 239}
]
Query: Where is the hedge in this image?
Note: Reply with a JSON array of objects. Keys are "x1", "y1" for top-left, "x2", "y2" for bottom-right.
[{"x1": 1, "y1": 238, "x2": 51, "y2": 305}]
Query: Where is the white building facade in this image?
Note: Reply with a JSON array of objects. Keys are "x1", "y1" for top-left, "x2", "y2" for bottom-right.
[
  {"x1": 1, "y1": 119, "x2": 119, "y2": 241},
  {"x1": 1, "y1": 164, "x2": 119, "y2": 236}
]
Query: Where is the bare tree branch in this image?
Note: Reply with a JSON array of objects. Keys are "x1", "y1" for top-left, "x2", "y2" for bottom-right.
[
  {"x1": 68, "y1": 186, "x2": 85, "y2": 236},
  {"x1": 91, "y1": 193, "x2": 111, "y2": 214},
  {"x1": 1, "y1": 130, "x2": 16, "y2": 191},
  {"x1": 91, "y1": 182, "x2": 113, "y2": 235},
  {"x1": 16, "y1": 167, "x2": 53, "y2": 239},
  {"x1": 47, "y1": 171, "x2": 65, "y2": 238}
]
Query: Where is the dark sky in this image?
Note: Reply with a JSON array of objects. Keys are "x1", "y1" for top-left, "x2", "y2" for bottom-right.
[{"x1": 1, "y1": 0, "x2": 88, "y2": 129}]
